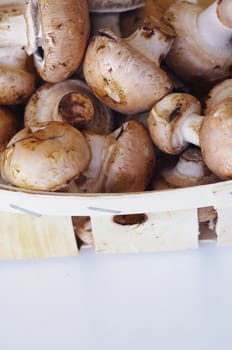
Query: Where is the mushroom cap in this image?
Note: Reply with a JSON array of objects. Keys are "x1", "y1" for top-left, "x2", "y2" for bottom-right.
[
  {"x1": 0, "y1": 107, "x2": 17, "y2": 150},
  {"x1": 200, "y1": 98, "x2": 232, "y2": 179},
  {"x1": 75, "y1": 120, "x2": 155, "y2": 193},
  {"x1": 148, "y1": 93, "x2": 201, "y2": 154},
  {"x1": 27, "y1": 0, "x2": 90, "y2": 83},
  {"x1": 217, "y1": 0, "x2": 232, "y2": 28},
  {"x1": 205, "y1": 78, "x2": 232, "y2": 114},
  {"x1": 100, "y1": 120, "x2": 155, "y2": 192},
  {"x1": 24, "y1": 79, "x2": 114, "y2": 134},
  {"x1": 0, "y1": 64, "x2": 35, "y2": 105},
  {"x1": 88, "y1": 0, "x2": 146, "y2": 12},
  {"x1": 83, "y1": 29, "x2": 172, "y2": 114},
  {"x1": 1, "y1": 121, "x2": 91, "y2": 191},
  {"x1": 164, "y1": 2, "x2": 232, "y2": 87}
]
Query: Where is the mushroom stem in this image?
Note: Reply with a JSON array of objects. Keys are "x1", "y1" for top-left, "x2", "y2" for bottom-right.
[
  {"x1": 58, "y1": 92, "x2": 94, "y2": 127},
  {"x1": 0, "y1": 5, "x2": 27, "y2": 48},
  {"x1": 197, "y1": 0, "x2": 232, "y2": 50},
  {"x1": 162, "y1": 147, "x2": 214, "y2": 184},
  {"x1": 125, "y1": 16, "x2": 175, "y2": 65},
  {"x1": 177, "y1": 113, "x2": 204, "y2": 147}
]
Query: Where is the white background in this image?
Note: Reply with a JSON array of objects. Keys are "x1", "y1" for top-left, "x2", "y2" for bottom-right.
[{"x1": 1, "y1": 242, "x2": 232, "y2": 350}]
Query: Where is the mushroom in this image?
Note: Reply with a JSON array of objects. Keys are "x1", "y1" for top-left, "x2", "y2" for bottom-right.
[
  {"x1": 83, "y1": 15, "x2": 175, "y2": 114},
  {"x1": 204, "y1": 78, "x2": 232, "y2": 114},
  {"x1": 73, "y1": 120, "x2": 156, "y2": 193},
  {"x1": 72, "y1": 216, "x2": 94, "y2": 247},
  {"x1": 88, "y1": 0, "x2": 146, "y2": 36},
  {"x1": 154, "y1": 146, "x2": 219, "y2": 190},
  {"x1": 24, "y1": 79, "x2": 114, "y2": 134},
  {"x1": 148, "y1": 92, "x2": 203, "y2": 155},
  {"x1": 0, "y1": 121, "x2": 91, "y2": 191},
  {"x1": 163, "y1": 0, "x2": 232, "y2": 90},
  {"x1": 24, "y1": 0, "x2": 90, "y2": 83},
  {"x1": 0, "y1": 107, "x2": 18, "y2": 151},
  {"x1": 199, "y1": 98, "x2": 232, "y2": 180},
  {"x1": 0, "y1": 4, "x2": 35, "y2": 104},
  {"x1": 120, "y1": 0, "x2": 164, "y2": 37},
  {"x1": 0, "y1": 0, "x2": 90, "y2": 83},
  {"x1": 148, "y1": 79, "x2": 232, "y2": 179},
  {"x1": 153, "y1": 146, "x2": 218, "y2": 238}
]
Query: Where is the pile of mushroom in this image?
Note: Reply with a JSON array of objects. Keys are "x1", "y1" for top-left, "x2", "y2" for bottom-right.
[{"x1": 0, "y1": 0, "x2": 232, "y2": 246}]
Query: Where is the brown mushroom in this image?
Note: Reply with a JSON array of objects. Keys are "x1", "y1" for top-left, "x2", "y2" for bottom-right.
[
  {"x1": 163, "y1": 0, "x2": 232, "y2": 90},
  {"x1": 88, "y1": 0, "x2": 146, "y2": 36},
  {"x1": 3, "y1": 0, "x2": 90, "y2": 83},
  {"x1": 148, "y1": 92, "x2": 203, "y2": 155},
  {"x1": 199, "y1": 98, "x2": 232, "y2": 179},
  {"x1": 0, "y1": 107, "x2": 18, "y2": 151},
  {"x1": 83, "y1": 15, "x2": 175, "y2": 114},
  {"x1": 24, "y1": 0, "x2": 90, "y2": 83},
  {"x1": 154, "y1": 146, "x2": 219, "y2": 190},
  {"x1": 72, "y1": 216, "x2": 94, "y2": 247},
  {"x1": 24, "y1": 79, "x2": 114, "y2": 134},
  {"x1": 148, "y1": 79, "x2": 232, "y2": 180},
  {"x1": 0, "y1": 121, "x2": 91, "y2": 191},
  {"x1": 120, "y1": 0, "x2": 164, "y2": 37},
  {"x1": 153, "y1": 146, "x2": 218, "y2": 238},
  {"x1": 0, "y1": 4, "x2": 35, "y2": 104},
  {"x1": 73, "y1": 120, "x2": 156, "y2": 193}
]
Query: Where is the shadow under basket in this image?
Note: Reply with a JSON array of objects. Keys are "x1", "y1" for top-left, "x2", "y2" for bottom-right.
[{"x1": 0, "y1": 179, "x2": 231, "y2": 259}]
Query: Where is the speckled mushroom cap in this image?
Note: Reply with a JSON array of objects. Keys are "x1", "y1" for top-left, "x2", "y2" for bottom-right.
[
  {"x1": 24, "y1": 79, "x2": 114, "y2": 134},
  {"x1": 25, "y1": 0, "x2": 90, "y2": 83},
  {"x1": 83, "y1": 28, "x2": 172, "y2": 114},
  {"x1": 0, "y1": 121, "x2": 91, "y2": 191},
  {"x1": 200, "y1": 99, "x2": 232, "y2": 180},
  {"x1": 163, "y1": 1, "x2": 232, "y2": 88},
  {"x1": 88, "y1": 0, "x2": 146, "y2": 12}
]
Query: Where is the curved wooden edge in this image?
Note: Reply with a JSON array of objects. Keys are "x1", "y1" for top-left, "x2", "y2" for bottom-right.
[{"x1": 0, "y1": 179, "x2": 231, "y2": 216}]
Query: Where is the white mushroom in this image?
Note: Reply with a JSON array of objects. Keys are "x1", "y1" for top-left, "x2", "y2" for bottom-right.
[
  {"x1": 83, "y1": 16, "x2": 175, "y2": 114},
  {"x1": 24, "y1": 79, "x2": 114, "y2": 134},
  {"x1": 0, "y1": 121, "x2": 91, "y2": 191}
]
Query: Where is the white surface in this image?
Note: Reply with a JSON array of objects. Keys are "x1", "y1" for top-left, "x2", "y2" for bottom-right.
[{"x1": 1, "y1": 243, "x2": 232, "y2": 350}]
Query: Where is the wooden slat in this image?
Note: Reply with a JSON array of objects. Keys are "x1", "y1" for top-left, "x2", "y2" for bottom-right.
[
  {"x1": 91, "y1": 209, "x2": 199, "y2": 254},
  {"x1": 0, "y1": 213, "x2": 78, "y2": 260}
]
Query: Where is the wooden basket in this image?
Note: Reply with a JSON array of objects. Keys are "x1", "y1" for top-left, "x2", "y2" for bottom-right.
[{"x1": 0, "y1": 178, "x2": 231, "y2": 259}]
